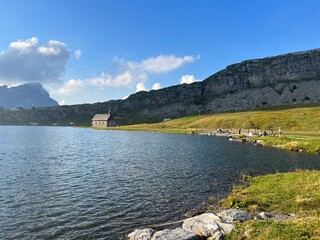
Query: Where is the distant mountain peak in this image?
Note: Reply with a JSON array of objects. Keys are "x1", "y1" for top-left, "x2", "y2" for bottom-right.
[{"x1": 0, "y1": 82, "x2": 58, "y2": 109}]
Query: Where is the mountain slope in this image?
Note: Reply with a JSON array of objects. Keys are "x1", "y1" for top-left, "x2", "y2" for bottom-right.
[
  {"x1": 1, "y1": 49, "x2": 320, "y2": 125},
  {"x1": 0, "y1": 83, "x2": 58, "y2": 109}
]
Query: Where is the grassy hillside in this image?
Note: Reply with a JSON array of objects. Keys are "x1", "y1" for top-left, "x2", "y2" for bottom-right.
[
  {"x1": 108, "y1": 104, "x2": 320, "y2": 153},
  {"x1": 149, "y1": 104, "x2": 320, "y2": 132}
]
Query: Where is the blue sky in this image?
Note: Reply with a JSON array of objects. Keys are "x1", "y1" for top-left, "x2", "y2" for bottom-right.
[{"x1": 1, "y1": 0, "x2": 320, "y2": 105}]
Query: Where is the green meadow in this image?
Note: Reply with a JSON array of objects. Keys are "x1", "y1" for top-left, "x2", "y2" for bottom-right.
[{"x1": 106, "y1": 104, "x2": 320, "y2": 153}]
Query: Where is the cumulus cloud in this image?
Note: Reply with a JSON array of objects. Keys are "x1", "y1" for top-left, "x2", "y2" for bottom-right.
[
  {"x1": 139, "y1": 55, "x2": 198, "y2": 73},
  {"x1": 74, "y1": 49, "x2": 82, "y2": 59},
  {"x1": 136, "y1": 82, "x2": 147, "y2": 92},
  {"x1": 87, "y1": 54, "x2": 198, "y2": 89},
  {"x1": 180, "y1": 74, "x2": 200, "y2": 84},
  {"x1": 55, "y1": 54, "x2": 199, "y2": 97},
  {"x1": 56, "y1": 79, "x2": 85, "y2": 95},
  {"x1": 90, "y1": 71, "x2": 134, "y2": 88},
  {"x1": 0, "y1": 37, "x2": 71, "y2": 84},
  {"x1": 152, "y1": 82, "x2": 161, "y2": 90}
]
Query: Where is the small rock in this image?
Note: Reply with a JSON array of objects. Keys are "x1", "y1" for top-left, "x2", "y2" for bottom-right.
[
  {"x1": 217, "y1": 222, "x2": 235, "y2": 234},
  {"x1": 182, "y1": 213, "x2": 222, "y2": 238},
  {"x1": 128, "y1": 228, "x2": 155, "y2": 240},
  {"x1": 151, "y1": 228, "x2": 200, "y2": 240},
  {"x1": 217, "y1": 209, "x2": 253, "y2": 223},
  {"x1": 254, "y1": 212, "x2": 270, "y2": 220}
]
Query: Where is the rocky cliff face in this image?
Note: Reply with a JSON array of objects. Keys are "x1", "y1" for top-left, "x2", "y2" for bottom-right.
[
  {"x1": 121, "y1": 49, "x2": 320, "y2": 117},
  {"x1": 1, "y1": 49, "x2": 320, "y2": 125},
  {"x1": 0, "y1": 83, "x2": 58, "y2": 109}
]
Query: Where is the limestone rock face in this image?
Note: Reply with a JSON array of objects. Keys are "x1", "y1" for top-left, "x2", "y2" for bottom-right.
[
  {"x1": 151, "y1": 228, "x2": 200, "y2": 240},
  {"x1": 3, "y1": 49, "x2": 320, "y2": 125}
]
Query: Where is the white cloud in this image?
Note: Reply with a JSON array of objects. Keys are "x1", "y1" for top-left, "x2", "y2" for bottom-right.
[
  {"x1": 9, "y1": 37, "x2": 38, "y2": 52},
  {"x1": 152, "y1": 82, "x2": 161, "y2": 90},
  {"x1": 90, "y1": 71, "x2": 134, "y2": 88},
  {"x1": 180, "y1": 74, "x2": 200, "y2": 84},
  {"x1": 56, "y1": 79, "x2": 85, "y2": 95},
  {"x1": 54, "y1": 54, "x2": 199, "y2": 98},
  {"x1": 74, "y1": 49, "x2": 82, "y2": 59},
  {"x1": 59, "y1": 99, "x2": 66, "y2": 105},
  {"x1": 140, "y1": 55, "x2": 198, "y2": 73},
  {"x1": 86, "y1": 54, "x2": 199, "y2": 89},
  {"x1": 136, "y1": 82, "x2": 147, "y2": 92},
  {"x1": 0, "y1": 37, "x2": 71, "y2": 84}
]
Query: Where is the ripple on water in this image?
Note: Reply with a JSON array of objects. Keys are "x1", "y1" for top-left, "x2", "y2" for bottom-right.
[{"x1": 0, "y1": 127, "x2": 319, "y2": 239}]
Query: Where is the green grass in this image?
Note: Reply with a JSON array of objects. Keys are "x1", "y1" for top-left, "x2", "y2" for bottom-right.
[
  {"x1": 221, "y1": 170, "x2": 320, "y2": 239},
  {"x1": 157, "y1": 105, "x2": 320, "y2": 131},
  {"x1": 225, "y1": 219, "x2": 320, "y2": 240},
  {"x1": 107, "y1": 104, "x2": 320, "y2": 153},
  {"x1": 241, "y1": 133, "x2": 320, "y2": 153}
]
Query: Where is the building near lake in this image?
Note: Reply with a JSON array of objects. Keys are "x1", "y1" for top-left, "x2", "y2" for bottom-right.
[{"x1": 92, "y1": 111, "x2": 116, "y2": 127}]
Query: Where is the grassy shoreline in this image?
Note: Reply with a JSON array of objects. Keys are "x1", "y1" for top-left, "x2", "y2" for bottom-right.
[
  {"x1": 94, "y1": 104, "x2": 320, "y2": 153},
  {"x1": 220, "y1": 170, "x2": 320, "y2": 239},
  {"x1": 96, "y1": 106, "x2": 320, "y2": 238}
]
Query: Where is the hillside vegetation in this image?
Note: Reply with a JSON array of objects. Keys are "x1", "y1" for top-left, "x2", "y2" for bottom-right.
[
  {"x1": 113, "y1": 104, "x2": 320, "y2": 153},
  {"x1": 148, "y1": 104, "x2": 320, "y2": 131}
]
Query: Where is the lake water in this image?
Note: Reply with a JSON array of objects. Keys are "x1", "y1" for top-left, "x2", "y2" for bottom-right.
[{"x1": 0, "y1": 126, "x2": 319, "y2": 239}]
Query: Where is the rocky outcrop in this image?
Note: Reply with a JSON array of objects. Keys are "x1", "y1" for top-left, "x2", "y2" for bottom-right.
[
  {"x1": 128, "y1": 228, "x2": 155, "y2": 240},
  {"x1": 216, "y1": 209, "x2": 253, "y2": 223},
  {"x1": 151, "y1": 228, "x2": 200, "y2": 240},
  {"x1": 0, "y1": 83, "x2": 58, "y2": 109},
  {"x1": 2, "y1": 49, "x2": 320, "y2": 125},
  {"x1": 127, "y1": 210, "x2": 253, "y2": 240},
  {"x1": 182, "y1": 213, "x2": 235, "y2": 239},
  {"x1": 127, "y1": 209, "x2": 296, "y2": 240}
]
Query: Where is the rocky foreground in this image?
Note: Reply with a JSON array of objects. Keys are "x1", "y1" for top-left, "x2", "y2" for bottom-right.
[{"x1": 126, "y1": 209, "x2": 291, "y2": 240}]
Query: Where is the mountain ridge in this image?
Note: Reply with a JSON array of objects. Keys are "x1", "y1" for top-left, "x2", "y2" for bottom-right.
[
  {"x1": 0, "y1": 82, "x2": 58, "y2": 109},
  {"x1": 1, "y1": 48, "x2": 320, "y2": 125}
]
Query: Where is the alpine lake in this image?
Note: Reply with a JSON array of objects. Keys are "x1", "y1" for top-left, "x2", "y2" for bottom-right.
[{"x1": 0, "y1": 126, "x2": 319, "y2": 239}]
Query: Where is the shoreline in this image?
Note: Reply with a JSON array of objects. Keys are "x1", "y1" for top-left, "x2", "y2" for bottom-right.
[
  {"x1": 125, "y1": 170, "x2": 320, "y2": 240},
  {"x1": 94, "y1": 126, "x2": 320, "y2": 154}
]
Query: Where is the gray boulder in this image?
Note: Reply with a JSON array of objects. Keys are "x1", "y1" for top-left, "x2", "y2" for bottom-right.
[
  {"x1": 128, "y1": 228, "x2": 155, "y2": 240},
  {"x1": 182, "y1": 213, "x2": 225, "y2": 238},
  {"x1": 217, "y1": 209, "x2": 253, "y2": 223},
  {"x1": 151, "y1": 228, "x2": 200, "y2": 240},
  {"x1": 217, "y1": 222, "x2": 235, "y2": 235}
]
